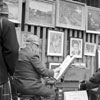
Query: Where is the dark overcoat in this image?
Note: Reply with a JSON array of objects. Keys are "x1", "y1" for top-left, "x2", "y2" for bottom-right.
[{"x1": 0, "y1": 18, "x2": 19, "y2": 85}]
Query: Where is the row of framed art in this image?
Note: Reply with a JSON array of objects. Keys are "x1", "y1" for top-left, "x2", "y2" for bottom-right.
[
  {"x1": 17, "y1": 29, "x2": 97, "y2": 58},
  {"x1": 4, "y1": 0, "x2": 100, "y2": 34}
]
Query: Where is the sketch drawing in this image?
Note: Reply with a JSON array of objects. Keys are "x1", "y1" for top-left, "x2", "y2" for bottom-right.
[
  {"x1": 47, "y1": 30, "x2": 64, "y2": 56},
  {"x1": 70, "y1": 38, "x2": 83, "y2": 58},
  {"x1": 64, "y1": 91, "x2": 88, "y2": 100},
  {"x1": 84, "y1": 42, "x2": 96, "y2": 56}
]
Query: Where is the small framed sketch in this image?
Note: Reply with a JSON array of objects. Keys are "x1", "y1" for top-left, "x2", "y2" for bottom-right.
[
  {"x1": 25, "y1": 0, "x2": 55, "y2": 27},
  {"x1": 47, "y1": 30, "x2": 64, "y2": 56},
  {"x1": 56, "y1": 0, "x2": 85, "y2": 30},
  {"x1": 86, "y1": 6, "x2": 100, "y2": 34},
  {"x1": 70, "y1": 38, "x2": 83, "y2": 58},
  {"x1": 84, "y1": 42, "x2": 97, "y2": 56},
  {"x1": 49, "y1": 62, "x2": 61, "y2": 69},
  {"x1": 4, "y1": 0, "x2": 22, "y2": 23},
  {"x1": 64, "y1": 90, "x2": 88, "y2": 100}
]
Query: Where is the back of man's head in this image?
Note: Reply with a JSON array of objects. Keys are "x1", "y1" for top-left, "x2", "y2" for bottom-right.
[
  {"x1": 26, "y1": 34, "x2": 40, "y2": 46},
  {"x1": 0, "y1": 2, "x2": 8, "y2": 17}
]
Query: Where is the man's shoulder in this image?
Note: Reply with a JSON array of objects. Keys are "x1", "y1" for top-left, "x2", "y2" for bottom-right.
[{"x1": 3, "y1": 18, "x2": 14, "y2": 26}]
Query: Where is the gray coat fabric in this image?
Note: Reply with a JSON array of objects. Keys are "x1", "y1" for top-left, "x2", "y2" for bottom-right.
[{"x1": 14, "y1": 47, "x2": 54, "y2": 93}]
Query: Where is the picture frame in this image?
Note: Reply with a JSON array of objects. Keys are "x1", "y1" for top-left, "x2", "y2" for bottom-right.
[
  {"x1": 49, "y1": 62, "x2": 61, "y2": 69},
  {"x1": 64, "y1": 90, "x2": 88, "y2": 100},
  {"x1": 86, "y1": 6, "x2": 100, "y2": 34},
  {"x1": 70, "y1": 38, "x2": 83, "y2": 58},
  {"x1": 25, "y1": 0, "x2": 55, "y2": 27},
  {"x1": 4, "y1": 0, "x2": 22, "y2": 23},
  {"x1": 15, "y1": 27, "x2": 21, "y2": 47},
  {"x1": 84, "y1": 42, "x2": 97, "y2": 56},
  {"x1": 56, "y1": 0, "x2": 85, "y2": 30},
  {"x1": 47, "y1": 30, "x2": 64, "y2": 56}
]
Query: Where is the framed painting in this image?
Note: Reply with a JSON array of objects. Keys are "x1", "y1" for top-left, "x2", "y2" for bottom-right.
[
  {"x1": 25, "y1": 0, "x2": 55, "y2": 27},
  {"x1": 86, "y1": 6, "x2": 100, "y2": 34},
  {"x1": 70, "y1": 38, "x2": 83, "y2": 58},
  {"x1": 84, "y1": 42, "x2": 97, "y2": 56},
  {"x1": 56, "y1": 0, "x2": 85, "y2": 30},
  {"x1": 49, "y1": 62, "x2": 61, "y2": 69},
  {"x1": 64, "y1": 90, "x2": 88, "y2": 100},
  {"x1": 47, "y1": 30, "x2": 64, "y2": 56},
  {"x1": 4, "y1": 0, "x2": 22, "y2": 23}
]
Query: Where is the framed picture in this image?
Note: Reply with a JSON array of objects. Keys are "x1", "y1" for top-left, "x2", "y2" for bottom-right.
[
  {"x1": 86, "y1": 6, "x2": 100, "y2": 34},
  {"x1": 56, "y1": 0, "x2": 85, "y2": 30},
  {"x1": 49, "y1": 62, "x2": 61, "y2": 69},
  {"x1": 25, "y1": 0, "x2": 55, "y2": 27},
  {"x1": 15, "y1": 27, "x2": 21, "y2": 47},
  {"x1": 47, "y1": 30, "x2": 64, "y2": 56},
  {"x1": 70, "y1": 38, "x2": 83, "y2": 58},
  {"x1": 84, "y1": 42, "x2": 97, "y2": 56},
  {"x1": 64, "y1": 90, "x2": 88, "y2": 100},
  {"x1": 4, "y1": 0, "x2": 22, "y2": 23}
]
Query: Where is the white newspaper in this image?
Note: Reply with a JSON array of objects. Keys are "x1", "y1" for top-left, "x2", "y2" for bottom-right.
[{"x1": 54, "y1": 55, "x2": 75, "y2": 80}]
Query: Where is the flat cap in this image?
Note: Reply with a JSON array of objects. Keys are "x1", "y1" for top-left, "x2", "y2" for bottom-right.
[{"x1": 26, "y1": 34, "x2": 40, "y2": 46}]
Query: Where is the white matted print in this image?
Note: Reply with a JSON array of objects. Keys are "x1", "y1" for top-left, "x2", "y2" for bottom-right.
[
  {"x1": 49, "y1": 62, "x2": 61, "y2": 69},
  {"x1": 70, "y1": 38, "x2": 83, "y2": 58},
  {"x1": 47, "y1": 30, "x2": 64, "y2": 56},
  {"x1": 4, "y1": 0, "x2": 22, "y2": 23},
  {"x1": 84, "y1": 42, "x2": 97, "y2": 56},
  {"x1": 64, "y1": 91, "x2": 88, "y2": 100}
]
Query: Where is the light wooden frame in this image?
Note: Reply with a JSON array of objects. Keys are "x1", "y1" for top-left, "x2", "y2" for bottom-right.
[
  {"x1": 56, "y1": 0, "x2": 86, "y2": 30},
  {"x1": 70, "y1": 38, "x2": 83, "y2": 58},
  {"x1": 47, "y1": 30, "x2": 64, "y2": 56},
  {"x1": 49, "y1": 62, "x2": 61, "y2": 69},
  {"x1": 86, "y1": 6, "x2": 100, "y2": 34},
  {"x1": 84, "y1": 42, "x2": 97, "y2": 56},
  {"x1": 4, "y1": 0, "x2": 22, "y2": 23},
  {"x1": 25, "y1": 0, "x2": 55, "y2": 27}
]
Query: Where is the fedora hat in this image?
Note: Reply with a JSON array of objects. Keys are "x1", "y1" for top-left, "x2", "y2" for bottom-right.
[{"x1": 0, "y1": 2, "x2": 8, "y2": 15}]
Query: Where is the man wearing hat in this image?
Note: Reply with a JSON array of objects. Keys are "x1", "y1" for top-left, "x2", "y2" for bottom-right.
[
  {"x1": 13, "y1": 34, "x2": 60, "y2": 100},
  {"x1": 0, "y1": 1, "x2": 19, "y2": 99}
]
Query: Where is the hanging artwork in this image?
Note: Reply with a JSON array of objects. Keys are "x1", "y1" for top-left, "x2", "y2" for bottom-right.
[
  {"x1": 70, "y1": 38, "x2": 83, "y2": 58},
  {"x1": 84, "y1": 42, "x2": 97, "y2": 56},
  {"x1": 64, "y1": 91, "x2": 88, "y2": 100},
  {"x1": 25, "y1": 0, "x2": 55, "y2": 27},
  {"x1": 15, "y1": 27, "x2": 21, "y2": 47},
  {"x1": 47, "y1": 30, "x2": 64, "y2": 56},
  {"x1": 4, "y1": 0, "x2": 22, "y2": 23},
  {"x1": 56, "y1": 0, "x2": 85, "y2": 30},
  {"x1": 86, "y1": 6, "x2": 100, "y2": 34},
  {"x1": 49, "y1": 62, "x2": 61, "y2": 69}
]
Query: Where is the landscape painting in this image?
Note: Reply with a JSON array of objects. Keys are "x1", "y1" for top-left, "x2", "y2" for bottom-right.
[
  {"x1": 25, "y1": 0, "x2": 55, "y2": 27},
  {"x1": 56, "y1": 0, "x2": 85, "y2": 30},
  {"x1": 4, "y1": 0, "x2": 22, "y2": 23}
]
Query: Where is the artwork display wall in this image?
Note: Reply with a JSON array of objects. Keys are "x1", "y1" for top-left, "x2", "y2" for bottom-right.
[{"x1": 4, "y1": 0, "x2": 22, "y2": 23}]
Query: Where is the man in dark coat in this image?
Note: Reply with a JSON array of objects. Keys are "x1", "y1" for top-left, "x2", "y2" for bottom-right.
[
  {"x1": 0, "y1": 1, "x2": 19, "y2": 99},
  {"x1": 80, "y1": 69, "x2": 100, "y2": 100},
  {"x1": 14, "y1": 34, "x2": 60, "y2": 100}
]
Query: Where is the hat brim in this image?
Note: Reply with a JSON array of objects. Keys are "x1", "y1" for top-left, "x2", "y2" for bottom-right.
[{"x1": 0, "y1": 12, "x2": 8, "y2": 14}]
